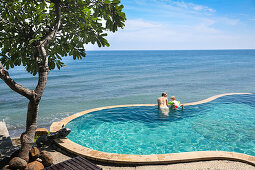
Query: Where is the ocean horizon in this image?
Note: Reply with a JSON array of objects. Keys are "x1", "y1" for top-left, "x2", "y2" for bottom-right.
[{"x1": 0, "y1": 49, "x2": 255, "y2": 137}]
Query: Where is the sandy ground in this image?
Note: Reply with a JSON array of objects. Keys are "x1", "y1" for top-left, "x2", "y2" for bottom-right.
[{"x1": 46, "y1": 146, "x2": 255, "y2": 170}]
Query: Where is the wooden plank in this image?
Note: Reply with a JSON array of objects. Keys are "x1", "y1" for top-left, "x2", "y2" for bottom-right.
[
  {"x1": 51, "y1": 165, "x2": 61, "y2": 170},
  {"x1": 61, "y1": 161, "x2": 74, "y2": 170},
  {"x1": 44, "y1": 156, "x2": 102, "y2": 170},
  {"x1": 65, "y1": 159, "x2": 79, "y2": 170},
  {"x1": 72, "y1": 157, "x2": 98, "y2": 170},
  {"x1": 76, "y1": 156, "x2": 102, "y2": 170},
  {"x1": 55, "y1": 163, "x2": 67, "y2": 170},
  {"x1": 81, "y1": 156, "x2": 102, "y2": 169},
  {"x1": 67, "y1": 158, "x2": 86, "y2": 170}
]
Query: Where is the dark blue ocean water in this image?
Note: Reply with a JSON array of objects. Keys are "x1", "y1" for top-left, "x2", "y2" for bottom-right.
[{"x1": 0, "y1": 50, "x2": 255, "y2": 137}]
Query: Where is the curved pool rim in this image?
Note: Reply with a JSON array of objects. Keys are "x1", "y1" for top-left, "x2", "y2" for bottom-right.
[{"x1": 50, "y1": 93, "x2": 255, "y2": 165}]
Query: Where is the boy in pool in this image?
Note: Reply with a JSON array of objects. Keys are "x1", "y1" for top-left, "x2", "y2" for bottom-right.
[
  {"x1": 169, "y1": 96, "x2": 184, "y2": 110},
  {"x1": 157, "y1": 92, "x2": 169, "y2": 114}
]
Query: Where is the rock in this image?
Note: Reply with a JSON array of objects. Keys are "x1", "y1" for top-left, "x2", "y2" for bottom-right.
[
  {"x1": 0, "y1": 156, "x2": 11, "y2": 169},
  {"x1": 35, "y1": 128, "x2": 48, "y2": 137},
  {"x1": 29, "y1": 147, "x2": 40, "y2": 161},
  {"x1": 25, "y1": 161, "x2": 44, "y2": 170},
  {"x1": 36, "y1": 127, "x2": 71, "y2": 147},
  {"x1": 11, "y1": 137, "x2": 21, "y2": 146},
  {"x1": 10, "y1": 149, "x2": 29, "y2": 162},
  {"x1": 35, "y1": 158, "x2": 42, "y2": 163},
  {"x1": 51, "y1": 127, "x2": 71, "y2": 138},
  {"x1": 2, "y1": 165, "x2": 10, "y2": 170},
  {"x1": 36, "y1": 135, "x2": 49, "y2": 147},
  {"x1": 40, "y1": 151, "x2": 53, "y2": 167},
  {"x1": 56, "y1": 147, "x2": 62, "y2": 152},
  {"x1": 9, "y1": 157, "x2": 27, "y2": 170},
  {"x1": 10, "y1": 149, "x2": 20, "y2": 159}
]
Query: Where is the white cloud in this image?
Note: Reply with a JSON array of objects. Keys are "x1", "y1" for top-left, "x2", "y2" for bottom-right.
[
  {"x1": 195, "y1": 24, "x2": 219, "y2": 34},
  {"x1": 158, "y1": 0, "x2": 216, "y2": 14},
  {"x1": 173, "y1": 1, "x2": 216, "y2": 13},
  {"x1": 219, "y1": 17, "x2": 239, "y2": 25},
  {"x1": 124, "y1": 19, "x2": 161, "y2": 31},
  {"x1": 85, "y1": 18, "x2": 255, "y2": 51},
  {"x1": 193, "y1": 18, "x2": 220, "y2": 33},
  {"x1": 193, "y1": 5, "x2": 216, "y2": 13},
  {"x1": 84, "y1": 1, "x2": 253, "y2": 50}
]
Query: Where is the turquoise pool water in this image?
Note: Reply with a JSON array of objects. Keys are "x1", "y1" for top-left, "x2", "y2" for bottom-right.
[{"x1": 66, "y1": 94, "x2": 255, "y2": 156}]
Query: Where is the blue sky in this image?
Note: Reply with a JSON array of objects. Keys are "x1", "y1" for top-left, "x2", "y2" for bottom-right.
[{"x1": 86, "y1": 0, "x2": 255, "y2": 50}]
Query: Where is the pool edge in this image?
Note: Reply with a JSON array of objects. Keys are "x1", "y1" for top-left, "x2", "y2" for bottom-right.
[{"x1": 50, "y1": 93, "x2": 255, "y2": 165}]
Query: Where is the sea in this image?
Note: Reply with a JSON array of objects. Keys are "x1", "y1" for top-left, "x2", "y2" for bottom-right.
[{"x1": 0, "y1": 50, "x2": 255, "y2": 137}]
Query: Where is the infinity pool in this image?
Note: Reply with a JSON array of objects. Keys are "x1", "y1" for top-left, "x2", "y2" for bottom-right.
[{"x1": 66, "y1": 94, "x2": 255, "y2": 156}]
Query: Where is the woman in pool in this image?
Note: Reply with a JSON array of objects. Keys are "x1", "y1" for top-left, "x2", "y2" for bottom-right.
[{"x1": 157, "y1": 92, "x2": 169, "y2": 114}]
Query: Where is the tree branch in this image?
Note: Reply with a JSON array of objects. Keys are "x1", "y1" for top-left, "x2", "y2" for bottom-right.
[
  {"x1": 35, "y1": 0, "x2": 61, "y2": 98},
  {"x1": 38, "y1": 0, "x2": 61, "y2": 50},
  {"x1": 0, "y1": 62, "x2": 34, "y2": 100}
]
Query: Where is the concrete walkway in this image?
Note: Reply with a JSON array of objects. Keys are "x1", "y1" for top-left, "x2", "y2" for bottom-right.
[
  {"x1": 47, "y1": 147, "x2": 255, "y2": 170},
  {"x1": 99, "y1": 161, "x2": 255, "y2": 170}
]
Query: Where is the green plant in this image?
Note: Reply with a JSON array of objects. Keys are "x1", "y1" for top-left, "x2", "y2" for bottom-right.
[{"x1": 0, "y1": 0, "x2": 126, "y2": 161}]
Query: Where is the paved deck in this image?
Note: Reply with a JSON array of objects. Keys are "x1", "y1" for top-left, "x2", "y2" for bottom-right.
[
  {"x1": 99, "y1": 161, "x2": 255, "y2": 170},
  {"x1": 1, "y1": 143, "x2": 253, "y2": 170},
  {"x1": 47, "y1": 147, "x2": 255, "y2": 170}
]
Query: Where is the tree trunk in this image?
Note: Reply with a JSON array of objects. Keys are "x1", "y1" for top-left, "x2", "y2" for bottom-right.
[
  {"x1": 18, "y1": 66, "x2": 49, "y2": 161},
  {"x1": 2, "y1": 0, "x2": 61, "y2": 162},
  {"x1": 19, "y1": 100, "x2": 39, "y2": 162}
]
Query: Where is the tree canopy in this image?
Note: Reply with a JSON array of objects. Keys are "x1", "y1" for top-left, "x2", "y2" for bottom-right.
[
  {"x1": 0, "y1": 0, "x2": 126, "y2": 163},
  {"x1": 0, "y1": 0, "x2": 126, "y2": 75}
]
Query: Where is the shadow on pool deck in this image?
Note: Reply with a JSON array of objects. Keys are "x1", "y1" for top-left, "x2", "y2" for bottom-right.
[{"x1": 0, "y1": 122, "x2": 15, "y2": 160}]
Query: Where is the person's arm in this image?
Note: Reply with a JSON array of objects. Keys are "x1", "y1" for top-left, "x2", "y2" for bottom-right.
[{"x1": 166, "y1": 98, "x2": 169, "y2": 106}]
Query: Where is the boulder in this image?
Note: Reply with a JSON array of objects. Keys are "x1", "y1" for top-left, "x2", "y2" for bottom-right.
[
  {"x1": 9, "y1": 157, "x2": 27, "y2": 170},
  {"x1": 0, "y1": 156, "x2": 11, "y2": 169},
  {"x1": 40, "y1": 151, "x2": 53, "y2": 167},
  {"x1": 35, "y1": 128, "x2": 48, "y2": 136},
  {"x1": 10, "y1": 149, "x2": 29, "y2": 162},
  {"x1": 25, "y1": 161, "x2": 44, "y2": 170},
  {"x1": 2, "y1": 165, "x2": 10, "y2": 170},
  {"x1": 29, "y1": 147, "x2": 40, "y2": 161},
  {"x1": 36, "y1": 127, "x2": 71, "y2": 147},
  {"x1": 36, "y1": 158, "x2": 42, "y2": 163},
  {"x1": 10, "y1": 149, "x2": 20, "y2": 159}
]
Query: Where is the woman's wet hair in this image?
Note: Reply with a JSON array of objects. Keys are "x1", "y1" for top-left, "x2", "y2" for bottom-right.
[{"x1": 162, "y1": 92, "x2": 167, "y2": 96}]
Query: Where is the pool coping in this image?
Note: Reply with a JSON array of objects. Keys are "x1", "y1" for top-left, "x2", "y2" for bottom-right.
[{"x1": 50, "y1": 93, "x2": 255, "y2": 165}]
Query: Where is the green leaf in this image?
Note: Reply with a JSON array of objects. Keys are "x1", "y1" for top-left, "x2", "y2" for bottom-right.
[{"x1": 0, "y1": 0, "x2": 126, "y2": 74}]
